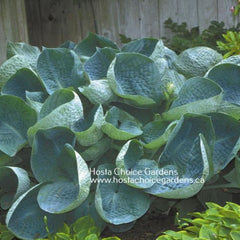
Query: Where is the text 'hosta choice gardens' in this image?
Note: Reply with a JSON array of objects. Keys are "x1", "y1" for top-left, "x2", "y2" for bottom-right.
[{"x1": 0, "y1": 33, "x2": 240, "y2": 239}]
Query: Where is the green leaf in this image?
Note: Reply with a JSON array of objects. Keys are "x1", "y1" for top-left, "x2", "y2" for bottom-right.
[
  {"x1": 0, "y1": 151, "x2": 22, "y2": 167},
  {"x1": 173, "y1": 47, "x2": 222, "y2": 78},
  {"x1": 0, "y1": 167, "x2": 30, "y2": 209},
  {"x1": 162, "y1": 77, "x2": 223, "y2": 121},
  {"x1": 31, "y1": 127, "x2": 76, "y2": 182},
  {"x1": 6, "y1": 184, "x2": 65, "y2": 240},
  {"x1": 84, "y1": 234, "x2": 99, "y2": 240},
  {"x1": 230, "y1": 231, "x2": 240, "y2": 240},
  {"x1": 37, "y1": 144, "x2": 91, "y2": 213},
  {"x1": 27, "y1": 89, "x2": 83, "y2": 143},
  {"x1": 145, "y1": 114, "x2": 214, "y2": 198},
  {"x1": 37, "y1": 48, "x2": 88, "y2": 94},
  {"x1": 55, "y1": 233, "x2": 72, "y2": 240},
  {"x1": 121, "y1": 38, "x2": 158, "y2": 56},
  {"x1": 79, "y1": 79, "x2": 117, "y2": 105},
  {"x1": 74, "y1": 32, "x2": 118, "y2": 58},
  {"x1": 95, "y1": 164, "x2": 151, "y2": 225},
  {"x1": 102, "y1": 107, "x2": 142, "y2": 140},
  {"x1": 7, "y1": 42, "x2": 40, "y2": 70},
  {"x1": 80, "y1": 137, "x2": 111, "y2": 162},
  {"x1": 72, "y1": 216, "x2": 95, "y2": 233},
  {"x1": 209, "y1": 113, "x2": 240, "y2": 172},
  {"x1": 199, "y1": 225, "x2": 218, "y2": 239},
  {"x1": 2, "y1": 68, "x2": 46, "y2": 100},
  {"x1": 107, "y1": 53, "x2": 163, "y2": 106},
  {"x1": 0, "y1": 95, "x2": 37, "y2": 156},
  {"x1": 84, "y1": 47, "x2": 118, "y2": 80},
  {"x1": 206, "y1": 63, "x2": 240, "y2": 105},
  {"x1": 0, "y1": 55, "x2": 31, "y2": 89},
  {"x1": 76, "y1": 105, "x2": 104, "y2": 146},
  {"x1": 142, "y1": 120, "x2": 178, "y2": 149},
  {"x1": 116, "y1": 140, "x2": 158, "y2": 189}
]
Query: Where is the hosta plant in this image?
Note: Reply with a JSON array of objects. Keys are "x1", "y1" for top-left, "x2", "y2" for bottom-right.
[
  {"x1": 0, "y1": 33, "x2": 240, "y2": 239},
  {"x1": 157, "y1": 202, "x2": 240, "y2": 240}
]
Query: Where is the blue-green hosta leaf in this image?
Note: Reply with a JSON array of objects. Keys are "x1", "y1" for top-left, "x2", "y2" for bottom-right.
[
  {"x1": 37, "y1": 144, "x2": 91, "y2": 213},
  {"x1": 59, "y1": 41, "x2": 76, "y2": 50},
  {"x1": 81, "y1": 137, "x2": 111, "y2": 162},
  {"x1": 31, "y1": 127, "x2": 76, "y2": 182},
  {"x1": 7, "y1": 42, "x2": 41, "y2": 70},
  {"x1": 142, "y1": 120, "x2": 178, "y2": 149},
  {"x1": 27, "y1": 89, "x2": 83, "y2": 143},
  {"x1": 2, "y1": 68, "x2": 46, "y2": 100},
  {"x1": 206, "y1": 64, "x2": 240, "y2": 106},
  {"x1": 79, "y1": 79, "x2": 117, "y2": 105},
  {"x1": 95, "y1": 164, "x2": 151, "y2": 225},
  {"x1": 84, "y1": 47, "x2": 118, "y2": 80},
  {"x1": 74, "y1": 33, "x2": 118, "y2": 59},
  {"x1": 37, "y1": 48, "x2": 88, "y2": 94},
  {"x1": 121, "y1": 38, "x2": 159, "y2": 57},
  {"x1": 116, "y1": 140, "x2": 158, "y2": 189},
  {"x1": 0, "y1": 95, "x2": 37, "y2": 156},
  {"x1": 162, "y1": 77, "x2": 223, "y2": 121},
  {"x1": 0, "y1": 167, "x2": 30, "y2": 209},
  {"x1": 76, "y1": 105, "x2": 104, "y2": 146},
  {"x1": 65, "y1": 193, "x2": 106, "y2": 231},
  {"x1": 145, "y1": 114, "x2": 214, "y2": 198},
  {"x1": 209, "y1": 113, "x2": 240, "y2": 173},
  {"x1": 0, "y1": 55, "x2": 31, "y2": 89},
  {"x1": 102, "y1": 107, "x2": 142, "y2": 140},
  {"x1": 26, "y1": 91, "x2": 48, "y2": 114},
  {"x1": 173, "y1": 47, "x2": 222, "y2": 78},
  {"x1": 108, "y1": 53, "x2": 163, "y2": 107},
  {"x1": 6, "y1": 184, "x2": 65, "y2": 240}
]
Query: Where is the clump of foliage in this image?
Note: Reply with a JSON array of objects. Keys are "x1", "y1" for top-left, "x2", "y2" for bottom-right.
[
  {"x1": 157, "y1": 201, "x2": 240, "y2": 240},
  {"x1": 39, "y1": 216, "x2": 120, "y2": 240},
  {"x1": 1, "y1": 33, "x2": 240, "y2": 240},
  {"x1": 0, "y1": 223, "x2": 15, "y2": 240},
  {"x1": 217, "y1": 31, "x2": 240, "y2": 58},
  {"x1": 163, "y1": 18, "x2": 240, "y2": 54}
]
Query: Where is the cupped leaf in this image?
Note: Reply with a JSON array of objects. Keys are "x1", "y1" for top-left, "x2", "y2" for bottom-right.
[
  {"x1": 2, "y1": 68, "x2": 46, "y2": 100},
  {"x1": 26, "y1": 91, "x2": 48, "y2": 114},
  {"x1": 7, "y1": 42, "x2": 41, "y2": 70},
  {"x1": 108, "y1": 53, "x2": 163, "y2": 106},
  {"x1": 76, "y1": 105, "x2": 104, "y2": 146},
  {"x1": 173, "y1": 47, "x2": 222, "y2": 78},
  {"x1": 79, "y1": 79, "x2": 117, "y2": 105},
  {"x1": 80, "y1": 137, "x2": 111, "y2": 162},
  {"x1": 27, "y1": 89, "x2": 83, "y2": 143},
  {"x1": 6, "y1": 184, "x2": 65, "y2": 240},
  {"x1": 95, "y1": 164, "x2": 151, "y2": 225},
  {"x1": 0, "y1": 55, "x2": 31, "y2": 89},
  {"x1": 66, "y1": 193, "x2": 106, "y2": 231},
  {"x1": 59, "y1": 41, "x2": 76, "y2": 50},
  {"x1": 37, "y1": 144, "x2": 91, "y2": 213},
  {"x1": 74, "y1": 32, "x2": 118, "y2": 59},
  {"x1": 206, "y1": 63, "x2": 240, "y2": 105},
  {"x1": 162, "y1": 77, "x2": 223, "y2": 121},
  {"x1": 37, "y1": 48, "x2": 88, "y2": 94},
  {"x1": 142, "y1": 120, "x2": 178, "y2": 149},
  {"x1": 31, "y1": 127, "x2": 76, "y2": 182},
  {"x1": 145, "y1": 114, "x2": 214, "y2": 198},
  {"x1": 121, "y1": 38, "x2": 158, "y2": 57},
  {"x1": 209, "y1": 113, "x2": 240, "y2": 173},
  {"x1": 84, "y1": 47, "x2": 118, "y2": 80},
  {"x1": 0, "y1": 167, "x2": 30, "y2": 209},
  {"x1": 0, "y1": 95, "x2": 37, "y2": 156},
  {"x1": 116, "y1": 140, "x2": 158, "y2": 189},
  {"x1": 102, "y1": 107, "x2": 142, "y2": 140}
]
